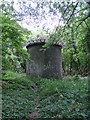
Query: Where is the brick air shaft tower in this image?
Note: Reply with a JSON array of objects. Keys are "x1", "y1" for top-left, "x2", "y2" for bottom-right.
[{"x1": 26, "y1": 35, "x2": 65, "y2": 78}]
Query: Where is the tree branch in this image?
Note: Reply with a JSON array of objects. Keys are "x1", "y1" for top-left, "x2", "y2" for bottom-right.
[
  {"x1": 86, "y1": 1, "x2": 90, "y2": 5},
  {"x1": 63, "y1": 2, "x2": 74, "y2": 15},
  {"x1": 64, "y1": 2, "x2": 79, "y2": 29},
  {"x1": 74, "y1": 6, "x2": 90, "y2": 15},
  {"x1": 76, "y1": 14, "x2": 90, "y2": 30},
  {"x1": 84, "y1": 21, "x2": 90, "y2": 29}
]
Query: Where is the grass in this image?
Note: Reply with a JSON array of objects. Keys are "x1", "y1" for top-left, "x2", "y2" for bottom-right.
[{"x1": 2, "y1": 71, "x2": 89, "y2": 119}]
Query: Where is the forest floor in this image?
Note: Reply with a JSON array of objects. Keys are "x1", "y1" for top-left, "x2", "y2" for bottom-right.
[
  {"x1": 2, "y1": 71, "x2": 89, "y2": 119},
  {"x1": 28, "y1": 83, "x2": 40, "y2": 119}
]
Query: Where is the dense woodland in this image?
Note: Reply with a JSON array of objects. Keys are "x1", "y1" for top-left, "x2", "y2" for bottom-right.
[
  {"x1": 1, "y1": 0, "x2": 90, "y2": 76},
  {"x1": 1, "y1": 0, "x2": 89, "y2": 119}
]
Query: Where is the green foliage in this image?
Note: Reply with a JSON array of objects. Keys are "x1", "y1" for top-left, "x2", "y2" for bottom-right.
[
  {"x1": 2, "y1": 71, "x2": 36, "y2": 119},
  {"x1": 1, "y1": 1, "x2": 89, "y2": 75},
  {"x1": 26, "y1": 1, "x2": 89, "y2": 76},
  {"x1": 1, "y1": 11, "x2": 31, "y2": 72},
  {"x1": 42, "y1": 1, "x2": 90, "y2": 76},
  {"x1": 2, "y1": 71, "x2": 88, "y2": 119},
  {"x1": 59, "y1": 2, "x2": 89, "y2": 76},
  {"x1": 31, "y1": 76, "x2": 88, "y2": 119},
  {"x1": 2, "y1": 70, "x2": 32, "y2": 89},
  {"x1": 50, "y1": 2, "x2": 90, "y2": 76}
]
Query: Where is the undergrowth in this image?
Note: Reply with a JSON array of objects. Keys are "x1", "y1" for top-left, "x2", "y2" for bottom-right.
[
  {"x1": 2, "y1": 70, "x2": 89, "y2": 119},
  {"x1": 32, "y1": 76, "x2": 89, "y2": 119},
  {"x1": 2, "y1": 70, "x2": 36, "y2": 119}
]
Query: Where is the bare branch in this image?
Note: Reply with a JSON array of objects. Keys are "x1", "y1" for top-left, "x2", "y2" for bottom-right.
[
  {"x1": 63, "y1": 2, "x2": 74, "y2": 15},
  {"x1": 76, "y1": 14, "x2": 90, "y2": 30},
  {"x1": 64, "y1": 2, "x2": 79, "y2": 29},
  {"x1": 74, "y1": 6, "x2": 90, "y2": 15},
  {"x1": 86, "y1": 1, "x2": 90, "y2": 5}
]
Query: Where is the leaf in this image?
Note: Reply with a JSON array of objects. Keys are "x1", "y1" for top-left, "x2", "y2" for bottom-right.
[
  {"x1": 81, "y1": 113, "x2": 86, "y2": 117},
  {"x1": 63, "y1": 100, "x2": 67, "y2": 104},
  {"x1": 75, "y1": 108, "x2": 79, "y2": 112},
  {"x1": 71, "y1": 100, "x2": 75, "y2": 104}
]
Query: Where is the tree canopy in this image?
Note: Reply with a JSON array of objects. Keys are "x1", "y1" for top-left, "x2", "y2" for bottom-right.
[
  {"x1": 1, "y1": 0, "x2": 90, "y2": 75},
  {"x1": 1, "y1": 5, "x2": 31, "y2": 72}
]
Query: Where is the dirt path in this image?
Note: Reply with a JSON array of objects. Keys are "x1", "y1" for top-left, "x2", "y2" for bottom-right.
[{"x1": 28, "y1": 83, "x2": 40, "y2": 119}]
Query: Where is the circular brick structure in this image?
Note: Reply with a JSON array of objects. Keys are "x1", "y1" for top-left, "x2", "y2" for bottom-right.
[{"x1": 26, "y1": 35, "x2": 64, "y2": 78}]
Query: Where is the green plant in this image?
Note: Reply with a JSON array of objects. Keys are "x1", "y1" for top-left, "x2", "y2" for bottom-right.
[
  {"x1": 2, "y1": 71, "x2": 36, "y2": 119},
  {"x1": 34, "y1": 76, "x2": 88, "y2": 119},
  {"x1": 2, "y1": 71, "x2": 88, "y2": 119}
]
